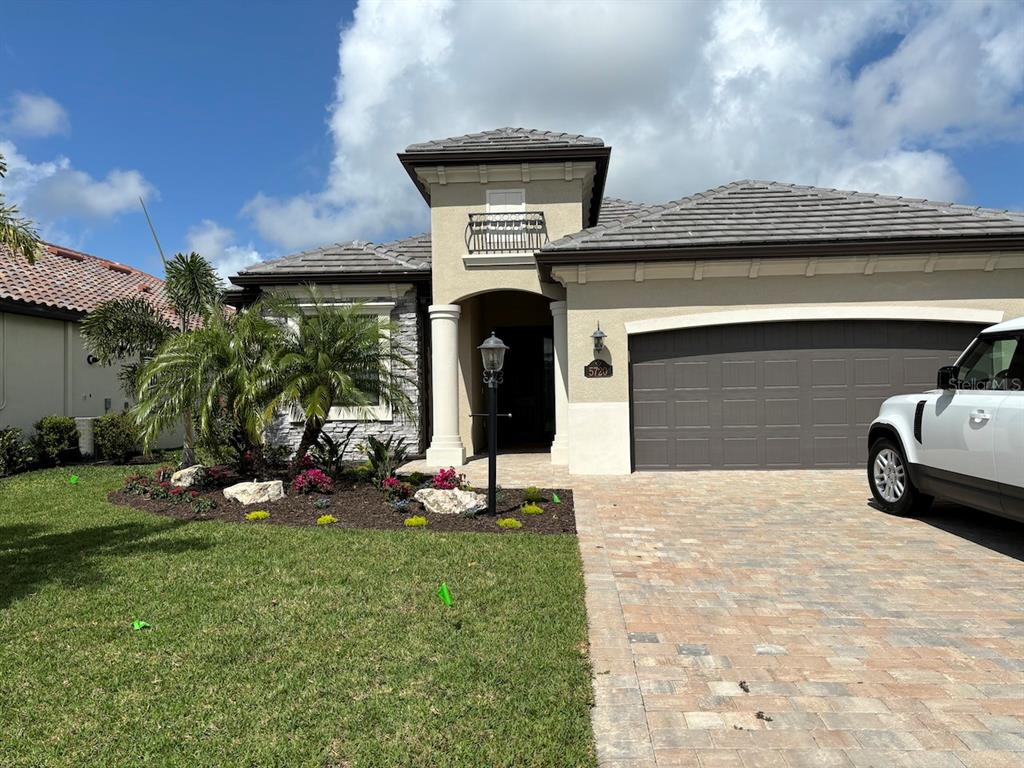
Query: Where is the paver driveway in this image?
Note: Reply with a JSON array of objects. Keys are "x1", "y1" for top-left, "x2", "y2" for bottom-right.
[{"x1": 575, "y1": 469, "x2": 1024, "y2": 768}]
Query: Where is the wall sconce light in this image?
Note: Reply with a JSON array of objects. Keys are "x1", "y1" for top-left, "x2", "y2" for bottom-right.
[{"x1": 591, "y1": 323, "x2": 607, "y2": 353}]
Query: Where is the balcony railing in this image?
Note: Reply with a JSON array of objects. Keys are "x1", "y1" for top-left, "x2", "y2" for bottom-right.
[{"x1": 465, "y1": 211, "x2": 548, "y2": 254}]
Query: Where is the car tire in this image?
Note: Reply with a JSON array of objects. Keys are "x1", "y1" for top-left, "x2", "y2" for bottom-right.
[{"x1": 868, "y1": 438, "x2": 933, "y2": 517}]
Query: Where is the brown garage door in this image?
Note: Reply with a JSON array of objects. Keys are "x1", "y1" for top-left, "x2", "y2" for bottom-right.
[{"x1": 630, "y1": 320, "x2": 982, "y2": 470}]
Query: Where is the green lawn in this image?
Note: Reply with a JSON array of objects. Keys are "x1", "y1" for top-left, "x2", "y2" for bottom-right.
[{"x1": 0, "y1": 466, "x2": 595, "y2": 767}]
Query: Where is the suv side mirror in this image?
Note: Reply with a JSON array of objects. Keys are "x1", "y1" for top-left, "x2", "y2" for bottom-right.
[{"x1": 937, "y1": 365, "x2": 958, "y2": 390}]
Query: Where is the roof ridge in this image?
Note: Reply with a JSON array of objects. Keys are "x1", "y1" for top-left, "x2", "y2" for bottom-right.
[{"x1": 44, "y1": 242, "x2": 163, "y2": 283}]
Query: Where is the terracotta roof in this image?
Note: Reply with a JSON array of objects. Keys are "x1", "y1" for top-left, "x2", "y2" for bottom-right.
[
  {"x1": 543, "y1": 180, "x2": 1024, "y2": 253},
  {"x1": 0, "y1": 242, "x2": 179, "y2": 323},
  {"x1": 405, "y1": 127, "x2": 604, "y2": 154}
]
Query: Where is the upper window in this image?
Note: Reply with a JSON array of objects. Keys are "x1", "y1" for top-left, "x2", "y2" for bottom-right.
[
  {"x1": 486, "y1": 189, "x2": 526, "y2": 212},
  {"x1": 957, "y1": 335, "x2": 1021, "y2": 391}
]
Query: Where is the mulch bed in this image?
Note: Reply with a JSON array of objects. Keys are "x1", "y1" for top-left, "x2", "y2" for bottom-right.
[{"x1": 109, "y1": 475, "x2": 576, "y2": 535}]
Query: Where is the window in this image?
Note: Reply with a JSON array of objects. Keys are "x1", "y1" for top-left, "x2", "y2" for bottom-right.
[
  {"x1": 957, "y1": 336, "x2": 1020, "y2": 391},
  {"x1": 486, "y1": 189, "x2": 526, "y2": 213}
]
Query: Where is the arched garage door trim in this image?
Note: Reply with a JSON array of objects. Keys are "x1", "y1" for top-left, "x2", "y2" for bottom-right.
[{"x1": 624, "y1": 306, "x2": 1004, "y2": 337}]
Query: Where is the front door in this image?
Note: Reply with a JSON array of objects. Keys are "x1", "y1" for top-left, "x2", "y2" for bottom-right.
[{"x1": 492, "y1": 325, "x2": 554, "y2": 449}]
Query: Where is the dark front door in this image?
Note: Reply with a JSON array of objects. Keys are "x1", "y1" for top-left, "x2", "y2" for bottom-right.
[{"x1": 493, "y1": 326, "x2": 555, "y2": 449}]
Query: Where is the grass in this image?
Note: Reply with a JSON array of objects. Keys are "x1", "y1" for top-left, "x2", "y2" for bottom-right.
[{"x1": 0, "y1": 466, "x2": 595, "y2": 767}]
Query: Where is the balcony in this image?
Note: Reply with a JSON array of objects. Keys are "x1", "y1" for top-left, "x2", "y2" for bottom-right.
[{"x1": 465, "y1": 211, "x2": 548, "y2": 254}]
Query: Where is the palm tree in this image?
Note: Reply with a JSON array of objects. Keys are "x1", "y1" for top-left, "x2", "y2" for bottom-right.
[
  {"x1": 82, "y1": 251, "x2": 221, "y2": 466},
  {"x1": 266, "y1": 290, "x2": 414, "y2": 473},
  {"x1": 134, "y1": 303, "x2": 284, "y2": 465},
  {"x1": 0, "y1": 152, "x2": 44, "y2": 263}
]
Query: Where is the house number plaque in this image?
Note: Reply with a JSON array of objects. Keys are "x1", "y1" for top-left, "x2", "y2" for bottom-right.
[{"x1": 584, "y1": 359, "x2": 613, "y2": 378}]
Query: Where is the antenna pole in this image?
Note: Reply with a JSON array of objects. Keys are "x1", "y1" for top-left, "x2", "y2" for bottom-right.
[{"x1": 139, "y1": 196, "x2": 167, "y2": 268}]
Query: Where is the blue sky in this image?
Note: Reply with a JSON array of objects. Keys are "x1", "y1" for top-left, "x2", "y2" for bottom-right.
[{"x1": 1, "y1": 0, "x2": 1022, "y2": 279}]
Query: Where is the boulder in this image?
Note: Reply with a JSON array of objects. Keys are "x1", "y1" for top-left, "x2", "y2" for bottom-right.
[
  {"x1": 223, "y1": 480, "x2": 285, "y2": 505},
  {"x1": 413, "y1": 487, "x2": 486, "y2": 516},
  {"x1": 171, "y1": 464, "x2": 204, "y2": 488}
]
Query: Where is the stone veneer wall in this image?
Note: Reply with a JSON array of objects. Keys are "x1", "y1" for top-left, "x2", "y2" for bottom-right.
[{"x1": 265, "y1": 287, "x2": 426, "y2": 460}]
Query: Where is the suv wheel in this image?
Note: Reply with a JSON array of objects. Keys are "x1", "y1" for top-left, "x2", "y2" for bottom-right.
[{"x1": 868, "y1": 438, "x2": 932, "y2": 516}]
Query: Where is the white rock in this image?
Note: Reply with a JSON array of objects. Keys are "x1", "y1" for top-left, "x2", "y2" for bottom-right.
[
  {"x1": 413, "y1": 487, "x2": 486, "y2": 516},
  {"x1": 171, "y1": 464, "x2": 204, "y2": 488},
  {"x1": 223, "y1": 480, "x2": 285, "y2": 505}
]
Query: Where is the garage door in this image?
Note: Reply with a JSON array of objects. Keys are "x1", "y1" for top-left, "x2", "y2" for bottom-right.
[{"x1": 630, "y1": 320, "x2": 982, "y2": 470}]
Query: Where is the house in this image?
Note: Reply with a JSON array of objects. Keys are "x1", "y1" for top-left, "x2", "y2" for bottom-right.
[
  {"x1": 228, "y1": 127, "x2": 1024, "y2": 475},
  {"x1": 0, "y1": 242, "x2": 180, "y2": 451}
]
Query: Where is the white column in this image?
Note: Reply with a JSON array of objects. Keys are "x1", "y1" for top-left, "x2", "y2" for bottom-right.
[
  {"x1": 549, "y1": 300, "x2": 570, "y2": 465},
  {"x1": 425, "y1": 304, "x2": 467, "y2": 467}
]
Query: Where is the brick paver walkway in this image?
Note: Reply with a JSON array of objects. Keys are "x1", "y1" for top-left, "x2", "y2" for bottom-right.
[{"x1": 576, "y1": 470, "x2": 1024, "y2": 768}]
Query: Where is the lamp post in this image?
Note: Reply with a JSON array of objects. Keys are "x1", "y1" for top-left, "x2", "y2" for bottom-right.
[{"x1": 478, "y1": 332, "x2": 509, "y2": 515}]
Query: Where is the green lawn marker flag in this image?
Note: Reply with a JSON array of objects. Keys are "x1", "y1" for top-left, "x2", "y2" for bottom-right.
[
  {"x1": 68, "y1": 474, "x2": 79, "y2": 484},
  {"x1": 437, "y1": 582, "x2": 452, "y2": 606},
  {"x1": 132, "y1": 620, "x2": 151, "y2": 631}
]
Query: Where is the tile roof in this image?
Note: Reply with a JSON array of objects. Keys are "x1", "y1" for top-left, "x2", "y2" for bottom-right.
[
  {"x1": 0, "y1": 242, "x2": 179, "y2": 323},
  {"x1": 404, "y1": 127, "x2": 604, "y2": 154},
  {"x1": 234, "y1": 197, "x2": 642, "y2": 280},
  {"x1": 237, "y1": 232, "x2": 432, "y2": 278},
  {"x1": 596, "y1": 197, "x2": 652, "y2": 225},
  {"x1": 543, "y1": 180, "x2": 1024, "y2": 253}
]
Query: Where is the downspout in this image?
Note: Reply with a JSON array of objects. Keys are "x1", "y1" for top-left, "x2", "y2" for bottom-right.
[{"x1": 64, "y1": 320, "x2": 74, "y2": 416}]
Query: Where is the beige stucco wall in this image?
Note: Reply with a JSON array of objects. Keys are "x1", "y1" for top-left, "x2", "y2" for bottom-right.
[
  {"x1": 428, "y1": 176, "x2": 581, "y2": 305},
  {"x1": 558, "y1": 258, "x2": 1024, "y2": 474},
  {"x1": 0, "y1": 311, "x2": 180, "y2": 449}
]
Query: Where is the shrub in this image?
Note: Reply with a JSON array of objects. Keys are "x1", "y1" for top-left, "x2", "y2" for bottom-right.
[
  {"x1": 407, "y1": 471, "x2": 427, "y2": 487},
  {"x1": 351, "y1": 462, "x2": 373, "y2": 483},
  {"x1": 523, "y1": 486, "x2": 543, "y2": 503},
  {"x1": 292, "y1": 468, "x2": 333, "y2": 495},
  {"x1": 362, "y1": 435, "x2": 409, "y2": 486},
  {"x1": 316, "y1": 514, "x2": 337, "y2": 526},
  {"x1": 93, "y1": 412, "x2": 140, "y2": 463},
  {"x1": 497, "y1": 517, "x2": 522, "y2": 530},
  {"x1": 190, "y1": 496, "x2": 216, "y2": 515},
  {"x1": 404, "y1": 516, "x2": 427, "y2": 527},
  {"x1": 32, "y1": 415, "x2": 79, "y2": 466},
  {"x1": 382, "y1": 476, "x2": 414, "y2": 500},
  {"x1": 431, "y1": 467, "x2": 465, "y2": 491},
  {"x1": 522, "y1": 503, "x2": 543, "y2": 515},
  {"x1": 245, "y1": 510, "x2": 270, "y2": 521},
  {"x1": 311, "y1": 425, "x2": 357, "y2": 477},
  {"x1": 0, "y1": 427, "x2": 34, "y2": 476},
  {"x1": 312, "y1": 497, "x2": 331, "y2": 510}
]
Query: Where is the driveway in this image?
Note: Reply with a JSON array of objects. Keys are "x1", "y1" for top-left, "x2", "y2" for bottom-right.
[{"x1": 575, "y1": 469, "x2": 1024, "y2": 768}]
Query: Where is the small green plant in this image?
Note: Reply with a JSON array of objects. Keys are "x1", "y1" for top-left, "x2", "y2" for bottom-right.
[
  {"x1": 523, "y1": 486, "x2": 543, "y2": 503},
  {"x1": 245, "y1": 510, "x2": 270, "y2": 521},
  {"x1": 0, "y1": 427, "x2": 34, "y2": 476},
  {"x1": 316, "y1": 514, "x2": 337, "y2": 526},
  {"x1": 497, "y1": 517, "x2": 522, "y2": 530},
  {"x1": 189, "y1": 495, "x2": 216, "y2": 515},
  {"x1": 361, "y1": 434, "x2": 409, "y2": 486},
  {"x1": 404, "y1": 515, "x2": 428, "y2": 527},
  {"x1": 407, "y1": 471, "x2": 427, "y2": 487},
  {"x1": 32, "y1": 415, "x2": 79, "y2": 466},
  {"x1": 93, "y1": 412, "x2": 140, "y2": 463},
  {"x1": 522, "y1": 503, "x2": 543, "y2": 515},
  {"x1": 312, "y1": 497, "x2": 331, "y2": 510},
  {"x1": 311, "y1": 425, "x2": 357, "y2": 477}
]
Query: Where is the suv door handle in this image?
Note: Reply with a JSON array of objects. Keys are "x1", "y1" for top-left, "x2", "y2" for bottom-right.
[{"x1": 970, "y1": 409, "x2": 992, "y2": 422}]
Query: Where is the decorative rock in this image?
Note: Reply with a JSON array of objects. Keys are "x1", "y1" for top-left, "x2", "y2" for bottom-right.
[
  {"x1": 171, "y1": 464, "x2": 204, "y2": 488},
  {"x1": 413, "y1": 487, "x2": 486, "y2": 516},
  {"x1": 223, "y1": 480, "x2": 285, "y2": 505}
]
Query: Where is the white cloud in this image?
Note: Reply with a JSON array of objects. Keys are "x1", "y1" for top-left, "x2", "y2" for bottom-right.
[
  {"x1": 2, "y1": 92, "x2": 69, "y2": 137},
  {"x1": 245, "y1": 0, "x2": 1023, "y2": 250},
  {"x1": 185, "y1": 219, "x2": 262, "y2": 281},
  {"x1": 0, "y1": 139, "x2": 156, "y2": 225}
]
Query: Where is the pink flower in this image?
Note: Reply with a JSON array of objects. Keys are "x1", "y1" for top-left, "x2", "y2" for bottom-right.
[{"x1": 431, "y1": 467, "x2": 465, "y2": 490}]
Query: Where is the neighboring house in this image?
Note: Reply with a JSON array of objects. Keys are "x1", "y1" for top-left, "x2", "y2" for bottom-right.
[
  {"x1": 0, "y1": 242, "x2": 180, "y2": 450},
  {"x1": 229, "y1": 127, "x2": 1024, "y2": 475}
]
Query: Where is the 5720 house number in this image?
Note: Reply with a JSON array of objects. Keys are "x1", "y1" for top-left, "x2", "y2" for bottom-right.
[{"x1": 584, "y1": 359, "x2": 613, "y2": 378}]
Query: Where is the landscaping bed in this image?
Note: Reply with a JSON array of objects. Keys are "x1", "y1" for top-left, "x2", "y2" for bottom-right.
[{"x1": 108, "y1": 466, "x2": 576, "y2": 535}]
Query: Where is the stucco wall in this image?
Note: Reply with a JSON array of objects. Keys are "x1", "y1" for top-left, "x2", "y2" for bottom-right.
[
  {"x1": 429, "y1": 177, "x2": 580, "y2": 305},
  {"x1": 558, "y1": 258, "x2": 1024, "y2": 474},
  {"x1": 265, "y1": 287, "x2": 426, "y2": 460},
  {"x1": 0, "y1": 310, "x2": 180, "y2": 449}
]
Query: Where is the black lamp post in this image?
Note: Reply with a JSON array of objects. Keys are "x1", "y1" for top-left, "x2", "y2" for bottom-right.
[{"x1": 478, "y1": 331, "x2": 509, "y2": 515}]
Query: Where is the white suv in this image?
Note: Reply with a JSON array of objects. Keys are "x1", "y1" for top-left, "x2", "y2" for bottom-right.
[{"x1": 868, "y1": 316, "x2": 1023, "y2": 522}]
